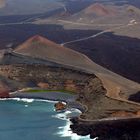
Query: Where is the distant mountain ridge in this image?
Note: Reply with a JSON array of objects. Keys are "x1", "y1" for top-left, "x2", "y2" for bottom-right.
[{"x1": 84, "y1": 3, "x2": 116, "y2": 16}]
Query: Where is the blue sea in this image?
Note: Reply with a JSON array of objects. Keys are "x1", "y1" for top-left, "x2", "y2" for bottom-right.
[{"x1": 0, "y1": 98, "x2": 92, "y2": 140}]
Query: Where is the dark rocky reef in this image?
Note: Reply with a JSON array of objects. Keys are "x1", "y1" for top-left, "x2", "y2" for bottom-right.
[{"x1": 70, "y1": 117, "x2": 140, "y2": 140}]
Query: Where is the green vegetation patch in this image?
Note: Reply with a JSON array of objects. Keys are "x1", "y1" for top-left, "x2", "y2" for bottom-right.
[{"x1": 23, "y1": 89, "x2": 76, "y2": 94}]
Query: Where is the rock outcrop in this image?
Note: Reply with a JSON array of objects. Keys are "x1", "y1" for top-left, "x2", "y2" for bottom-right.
[
  {"x1": 70, "y1": 117, "x2": 140, "y2": 140},
  {"x1": 54, "y1": 101, "x2": 67, "y2": 111}
]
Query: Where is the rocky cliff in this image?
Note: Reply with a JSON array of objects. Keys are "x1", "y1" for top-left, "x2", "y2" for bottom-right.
[
  {"x1": 0, "y1": 64, "x2": 105, "y2": 96},
  {"x1": 0, "y1": 64, "x2": 139, "y2": 121}
]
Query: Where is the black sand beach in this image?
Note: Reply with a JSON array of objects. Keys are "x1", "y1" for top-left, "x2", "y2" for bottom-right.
[{"x1": 9, "y1": 91, "x2": 85, "y2": 112}]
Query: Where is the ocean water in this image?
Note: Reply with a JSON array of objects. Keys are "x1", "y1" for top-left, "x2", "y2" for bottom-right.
[{"x1": 0, "y1": 98, "x2": 92, "y2": 140}]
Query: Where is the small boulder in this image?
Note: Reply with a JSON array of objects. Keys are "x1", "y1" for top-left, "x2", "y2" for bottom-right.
[{"x1": 54, "y1": 101, "x2": 67, "y2": 111}]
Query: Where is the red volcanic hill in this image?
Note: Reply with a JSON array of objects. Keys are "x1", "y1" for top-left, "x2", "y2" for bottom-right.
[
  {"x1": 84, "y1": 3, "x2": 116, "y2": 16},
  {"x1": 14, "y1": 35, "x2": 93, "y2": 68}
]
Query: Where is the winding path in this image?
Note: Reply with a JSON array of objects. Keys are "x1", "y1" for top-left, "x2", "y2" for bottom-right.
[
  {"x1": 58, "y1": 20, "x2": 124, "y2": 27},
  {"x1": 60, "y1": 21, "x2": 139, "y2": 46}
]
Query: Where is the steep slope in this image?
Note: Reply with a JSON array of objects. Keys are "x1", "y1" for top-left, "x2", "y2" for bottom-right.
[
  {"x1": 14, "y1": 35, "x2": 93, "y2": 71},
  {"x1": 67, "y1": 3, "x2": 118, "y2": 23},
  {"x1": 82, "y1": 3, "x2": 140, "y2": 17},
  {"x1": 66, "y1": 3, "x2": 140, "y2": 25},
  {"x1": 14, "y1": 35, "x2": 140, "y2": 102}
]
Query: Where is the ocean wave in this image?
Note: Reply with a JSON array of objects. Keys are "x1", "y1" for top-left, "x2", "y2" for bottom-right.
[
  {"x1": 54, "y1": 109, "x2": 98, "y2": 140},
  {"x1": 57, "y1": 120, "x2": 94, "y2": 140},
  {"x1": 53, "y1": 110, "x2": 73, "y2": 120},
  {"x1": 52, "y1": 108, "x2": 82, "y2": 120},
  {"x1": 0, "y1": 98, "x2": 35, "y2": 103},
  {"x1": 0, "y1": 97, "x2": 58, "y2": 103}
]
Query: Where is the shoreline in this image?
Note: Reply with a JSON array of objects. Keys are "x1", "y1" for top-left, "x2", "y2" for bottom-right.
[
  {"x1": 9, "y1": 90, "x2": 85, "y2": 113},
  {"x1": 5, "y1": 90, "x2": 140, "y2": 139},
  {"x1": 70, "y1": 116, "x2": 140, "y2": 140},
  {"x1": 8, "y1": 90, "x2": 140, "y2": 122}
]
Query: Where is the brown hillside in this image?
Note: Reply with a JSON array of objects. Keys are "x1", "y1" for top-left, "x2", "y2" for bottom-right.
[
  {"x1": 14, "y1": 35, "x2": 93, "y2": 69},
  {"x1": 14, "y1": 35, "x2": 140, "y2": 102}
]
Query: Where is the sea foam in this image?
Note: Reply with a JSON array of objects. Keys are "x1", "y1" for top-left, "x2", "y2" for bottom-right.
[
  {"x1": 57, "y1": 120, "x2": 95, "y2": 140},
  {"x1": 54, "y1": 108, "x2": 98, "y2": 140},
  {"x1": 0, "y1": 97, "x2": 58, "y2": 103}
]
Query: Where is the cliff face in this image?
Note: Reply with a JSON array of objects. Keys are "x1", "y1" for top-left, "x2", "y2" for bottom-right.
[
  {"x1": 70, "y1": 117, "x2": 140, "y2": 140},
  {"x1": 0, "y1": 64, "x2": 140, "y2": 121},
  {"x1": 0, "y1": 64, "x2": 105, "y2": 96}
]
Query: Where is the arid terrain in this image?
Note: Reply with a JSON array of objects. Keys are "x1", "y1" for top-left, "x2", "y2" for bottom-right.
[
  {"x1": 0, "y1": 35, "x2": 140, "y2": 118},
  {"x1": 0, "y1": 35, "x2": 139, "y2": 139},
  {"x1": 0, "y1": 0, "x2": 140, "y2": 139},
  {"x1": 0, "y1": 1, "x2": 139, "y2": 83}
]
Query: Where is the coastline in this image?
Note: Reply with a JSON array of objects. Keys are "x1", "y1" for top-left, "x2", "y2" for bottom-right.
[
  {"x1": 5, "y1": 90, "x2": 140, "y2": 140},
  {"x1": 9, "y1": 90, "x2": 86, "y2": 113},
  {"x1": 70, "y1": 116, "x2": 140, "y2": 140}
]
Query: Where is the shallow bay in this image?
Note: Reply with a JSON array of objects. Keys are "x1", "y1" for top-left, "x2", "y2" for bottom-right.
[{"x1": 0, "y1": 99, "x2": 91, "y2": 140}]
